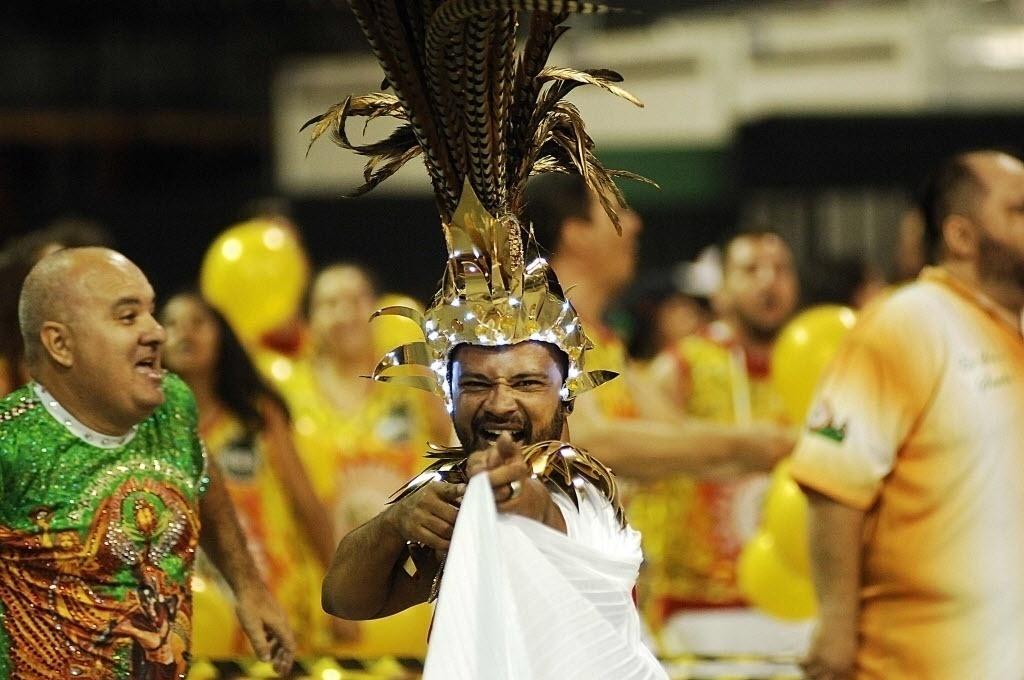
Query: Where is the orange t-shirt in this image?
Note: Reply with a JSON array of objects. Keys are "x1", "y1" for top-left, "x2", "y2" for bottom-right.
[{"x1": 790, "y1": 267, "x2": 1024, "y2": 679}]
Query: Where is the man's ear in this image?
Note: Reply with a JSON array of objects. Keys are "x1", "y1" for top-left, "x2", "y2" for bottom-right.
[
  {"x1": 562, "y1": 399, "x2": 575, "y2": 415},
  {"x1": 942, "y1": 214, "x2": 978, "y2": 260},
  {"x1": 39, "y1": 321, "x2": 74, "y2": 368}
]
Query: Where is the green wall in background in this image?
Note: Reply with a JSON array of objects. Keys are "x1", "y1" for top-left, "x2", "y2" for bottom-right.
[{"x1": 597, "y1": 146, "x2": 731, "y2": 207}]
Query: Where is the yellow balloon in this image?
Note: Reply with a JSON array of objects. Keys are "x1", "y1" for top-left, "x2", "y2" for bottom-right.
[
  {"x1": 252, "y1": 347, "x2": 298, "y2": 388},
  {"x1": 333, "y1": 603, "x2": 432, "y2": 659},
  {"x1": 762, "y1": 460, "x2": 810, "y2": 575},
  {"x1": 200, "y1": 219, "x2": 310, "y2": 341},
  {"x1": 372, "y1": 293, "x2": 426, "y2": 356},
  {"x1": 368, "y1": 656, "x2": 408, "y2": 676},
  {"x1": 186, "y1": 660, "x2": 219, "y2": 680},
  {"x1": 190, "y1": 574, "x2": 238, "y2": 659},
  {"x1": 738, "y1": 531, "x2": 817, "y2": 621},
  {"x1": 772, "y1": 305, "x2": 857, "y2": 423},
  {"x1": 243, "y1": 661, "x2": 279, "y2": 679},
  {"x1": 307, "y1": 656, "x2": 345, "y2": 679}
]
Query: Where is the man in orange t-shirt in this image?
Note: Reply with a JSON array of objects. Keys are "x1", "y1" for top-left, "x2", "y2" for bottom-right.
[{"x1": 793, "y1": 150, "x2": 1024, "y2": 679}]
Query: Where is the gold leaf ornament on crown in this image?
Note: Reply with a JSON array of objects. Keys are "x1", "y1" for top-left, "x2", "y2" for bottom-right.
[
  {"x1": 303, "y1": 0, "x2": 654, "y2": 410},
  {"x1": 370, "y1": 180, "x2": 618, "y2": 409}
]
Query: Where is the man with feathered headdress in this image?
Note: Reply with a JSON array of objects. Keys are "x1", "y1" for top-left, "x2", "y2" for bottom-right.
[{"x1": 311, "y1": 2, "x2": 667, "y2": 677}]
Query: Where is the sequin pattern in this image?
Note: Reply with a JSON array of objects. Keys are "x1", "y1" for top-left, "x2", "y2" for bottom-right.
[{"x1": 0, "y1": 373, "x2": 206, "y2": 679}]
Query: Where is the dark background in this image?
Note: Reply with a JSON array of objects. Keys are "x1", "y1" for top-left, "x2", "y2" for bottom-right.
[{"x1": 2, "y1": 2, "x2": 1021, "y2": 301}]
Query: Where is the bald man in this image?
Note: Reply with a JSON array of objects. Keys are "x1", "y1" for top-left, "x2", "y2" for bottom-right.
[
  {"x1": 0, "y1": 247, "x2": 294, "y2": 678},
  {"x1": 795, "y1": 151, "x2": 1024, "y2": 679}
]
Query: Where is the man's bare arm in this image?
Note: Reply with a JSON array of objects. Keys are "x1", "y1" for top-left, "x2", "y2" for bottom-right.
[
  {"x1": 800, "y1": 486, "x2": 865, "y2": 680},
  {"x1": 567, "y1": 355, "x2": 793, "y2": 482},
  {"x1": 570, "y1": 397, "x2": 792, "y2": 481},
  {"x1": 200, "y1": 461, "x2": 295, "y2": 675},
  {"x1": 322, "y1": 482, "x2": 463, "y2": 620}
]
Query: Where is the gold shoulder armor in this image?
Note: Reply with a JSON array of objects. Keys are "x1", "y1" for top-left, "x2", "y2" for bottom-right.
[{"x1": 389, "y1": 440, "x2": 624, "y2": 528}]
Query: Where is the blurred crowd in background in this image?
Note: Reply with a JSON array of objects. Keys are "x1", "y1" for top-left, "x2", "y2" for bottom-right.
[
  {"x1": 3, "y1": 1, "x2": 1023, "y2": 677},
  {"x1": 0, "y1": 186, "x2": 904, "y2": 401},
  {"x1": 0, "y1": 168, "x2": 916, "y2": 668}
]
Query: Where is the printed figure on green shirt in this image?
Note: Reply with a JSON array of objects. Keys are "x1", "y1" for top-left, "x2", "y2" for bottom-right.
[{"x1": 0, "y1": 247, "x2": 295, "y2": 679}]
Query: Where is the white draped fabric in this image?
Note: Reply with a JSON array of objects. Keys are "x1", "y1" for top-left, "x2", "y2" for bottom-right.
[{"x1": 423, "y1": 474, "x2": 667, "y2": 680}]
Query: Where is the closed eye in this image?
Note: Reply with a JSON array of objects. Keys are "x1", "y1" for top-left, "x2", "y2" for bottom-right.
[
  {"x1": 459, "y1": 380, "x2": 492, "y2": 391},
  {"x1": 514, "y1": 379, "x2": 545, "y2": 389}
]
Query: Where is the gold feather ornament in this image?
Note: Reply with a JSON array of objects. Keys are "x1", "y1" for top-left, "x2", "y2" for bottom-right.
[
  {"x1": 304, "y1": 0, "x2": 652, "y2": 412},
  {"x1": 305, "y1": 2, "x2": 652, "y2": 583}
]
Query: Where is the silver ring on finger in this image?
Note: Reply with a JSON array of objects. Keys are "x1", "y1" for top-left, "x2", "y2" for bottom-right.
[{"x1": 508, "y1": 479, "x2": 523, "y2": 499}]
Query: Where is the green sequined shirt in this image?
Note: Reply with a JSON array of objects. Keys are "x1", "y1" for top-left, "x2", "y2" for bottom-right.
[{"x1": 0, "y1": 373, "x2": 208, "y2": 679}]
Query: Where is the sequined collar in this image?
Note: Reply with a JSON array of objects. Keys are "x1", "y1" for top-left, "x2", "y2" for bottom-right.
[{"x1": 32, "y1": 382, "x2": 139, "y2": 449}]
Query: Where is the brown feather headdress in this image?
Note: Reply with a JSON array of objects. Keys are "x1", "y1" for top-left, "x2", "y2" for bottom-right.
[{"x1": 304, "y1": 0, "x2": 652, "y2": 409}]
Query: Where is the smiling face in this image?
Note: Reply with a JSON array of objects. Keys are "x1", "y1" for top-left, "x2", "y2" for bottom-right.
[
  {"x1": 160, "y1": 294, "x2": 221, "y2": 382},
  {"x1": 58, "y1": 251, "x2": 167, "y2": 431},
  {"x1": 449, "y1": 341, "x2": 569, "y2": 453}
]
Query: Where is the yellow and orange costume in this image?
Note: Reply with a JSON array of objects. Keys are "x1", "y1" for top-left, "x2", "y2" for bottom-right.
[
  {"x1": 631, "y1": 324, "x2": 787, "y2": 624},
  {"x1": 192, "y1": 399, "x2": 320, "y2": 658}
]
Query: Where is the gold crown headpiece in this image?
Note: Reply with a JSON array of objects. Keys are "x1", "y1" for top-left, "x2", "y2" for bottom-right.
[{"x1": 305, "y1": 0, "x2": 653, "y2": 409}]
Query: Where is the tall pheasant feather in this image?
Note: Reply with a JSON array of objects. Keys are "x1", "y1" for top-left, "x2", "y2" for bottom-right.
[{"x1": 303, "y1": 0, "x2": 652, "y2": 230}]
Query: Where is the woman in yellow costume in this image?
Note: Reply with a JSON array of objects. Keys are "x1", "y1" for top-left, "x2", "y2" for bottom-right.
[
  {"x1": 160, "y1": 292, "x2": 333, "y2": 658},
  {"x1": 277, "y1": 263, "x2": 453, "y2": 656}
]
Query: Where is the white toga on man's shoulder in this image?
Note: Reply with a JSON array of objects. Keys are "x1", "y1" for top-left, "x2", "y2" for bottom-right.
[{"x1": 424, "y1": 474, "x2": 667, "y2": 680}]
